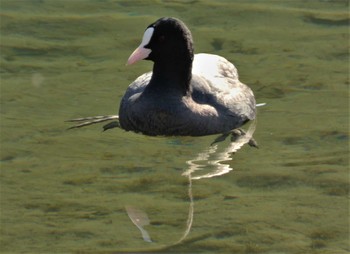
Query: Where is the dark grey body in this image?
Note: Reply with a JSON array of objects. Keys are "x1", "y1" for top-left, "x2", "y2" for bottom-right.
[{"x1": 119, "y1": 53, "x2": 256, "y2": 136}]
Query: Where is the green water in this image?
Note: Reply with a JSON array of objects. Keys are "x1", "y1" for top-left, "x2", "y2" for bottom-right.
[{"x1": 1, "y1": 0, "x2": 349, "y2": 253}]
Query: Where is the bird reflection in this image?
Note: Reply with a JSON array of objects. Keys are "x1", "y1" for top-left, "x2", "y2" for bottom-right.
[
  {"x1": 125, "y1": 119, "x2": 256, "y2": 247},
  {"x1": 125, "y1": 206, "x2": 152, "y2": 242},
  {"x1": 183, "y1": 118, "x2": 257, "y2": 180}
]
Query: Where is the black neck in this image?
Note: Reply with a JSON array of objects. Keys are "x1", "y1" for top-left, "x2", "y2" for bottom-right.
[{"x1": 149, "y1": 54, "x2": 193, "y2": 96}]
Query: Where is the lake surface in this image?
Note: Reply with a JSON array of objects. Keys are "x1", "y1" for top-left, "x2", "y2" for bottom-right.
[{"x1": 1, "y1": 0, "x2": 349, "y2": 253}]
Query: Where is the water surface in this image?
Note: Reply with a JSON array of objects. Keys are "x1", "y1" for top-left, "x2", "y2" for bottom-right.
[{"x1": 1, "y1": 0, "x2": 349, "y2": 253}]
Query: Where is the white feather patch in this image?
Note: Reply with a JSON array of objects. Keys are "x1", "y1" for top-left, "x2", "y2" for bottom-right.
[{"x1": 140, "y1": 27, "x2": 154, "y2": 48}]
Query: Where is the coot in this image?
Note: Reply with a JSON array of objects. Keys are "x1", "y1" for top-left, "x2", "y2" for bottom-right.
[{"x1": 68, "y1": 17, "x2": 256, "y2": 140}]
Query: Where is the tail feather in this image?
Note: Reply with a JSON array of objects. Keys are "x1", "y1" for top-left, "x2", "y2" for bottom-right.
[{"x1": 66, "y1": 115, "x2": 119, "y2": 129}]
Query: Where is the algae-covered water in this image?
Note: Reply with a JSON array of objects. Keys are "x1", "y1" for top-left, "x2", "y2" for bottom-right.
[{"x1": 1, "y1": 1, "x2": 349, "y2": 253}]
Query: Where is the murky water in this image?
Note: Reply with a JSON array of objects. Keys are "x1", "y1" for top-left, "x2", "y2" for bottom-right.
[{"x1": 1, "y1": 0, "x2": 349, "y2": 253}]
